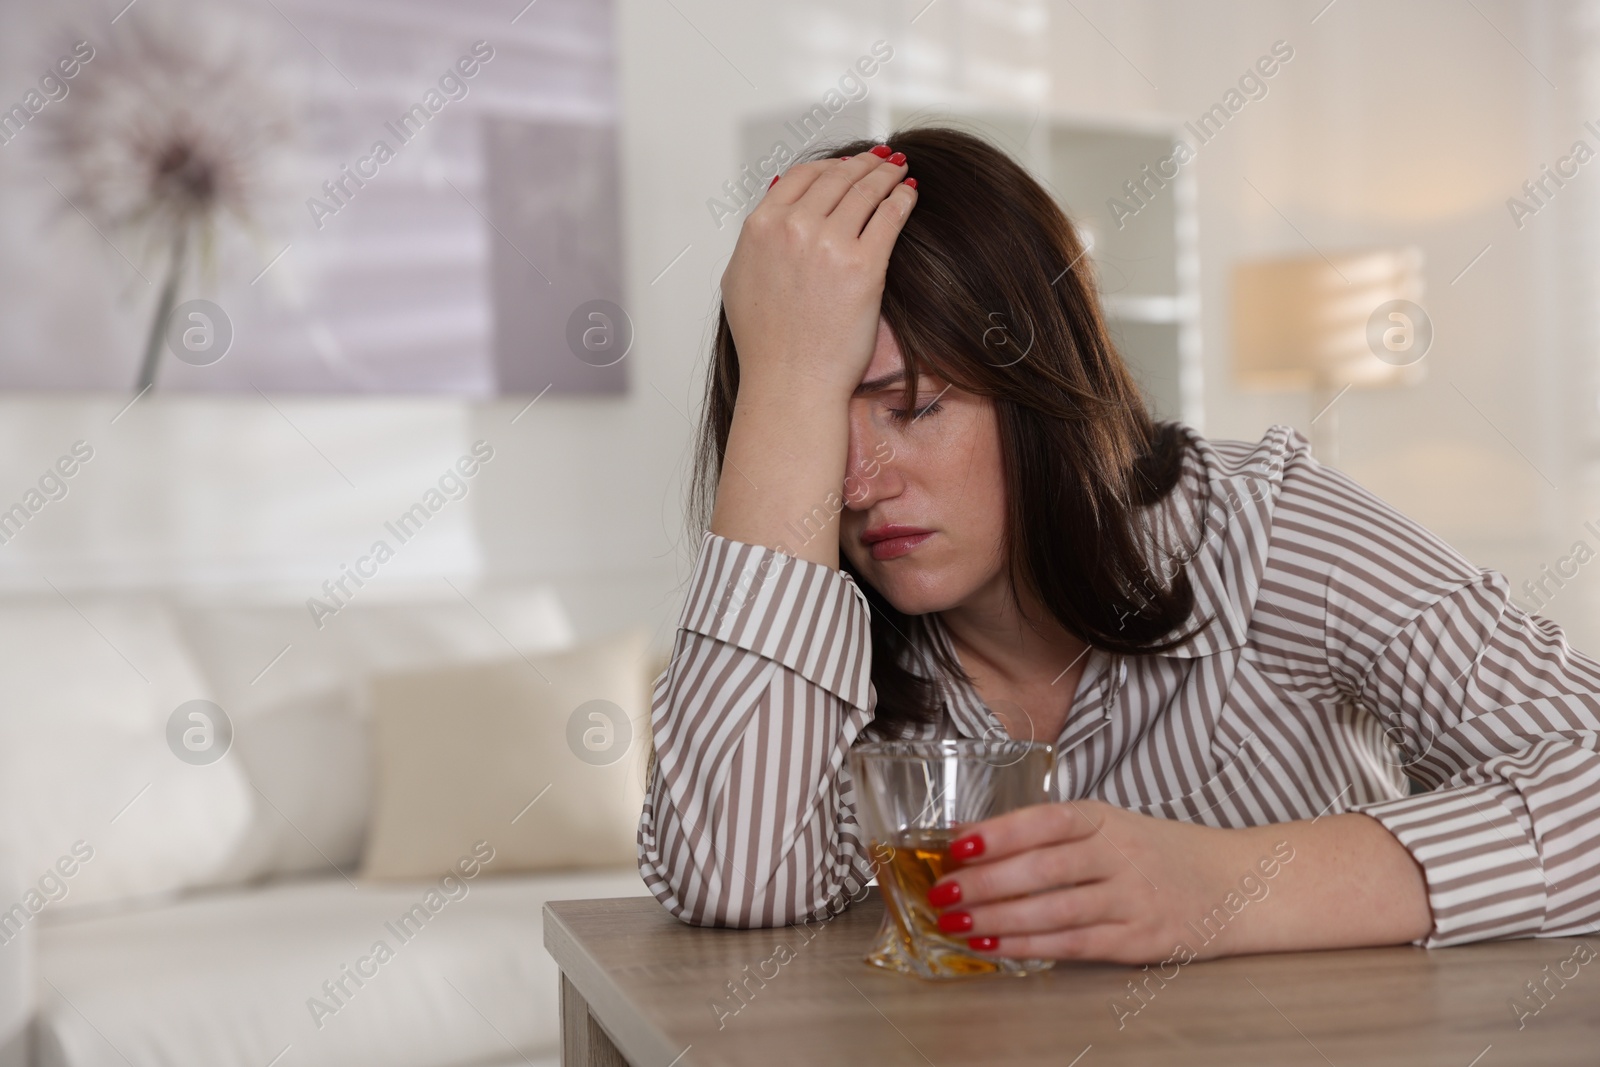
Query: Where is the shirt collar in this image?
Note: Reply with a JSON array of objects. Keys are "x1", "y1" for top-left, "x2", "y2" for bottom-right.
[
  {"x1": 1138, "y1": 423, "x2": 1284, "y2": 658},
  {"x1": 919, "y1": 612, "x2": 1125, "y2": 753}
]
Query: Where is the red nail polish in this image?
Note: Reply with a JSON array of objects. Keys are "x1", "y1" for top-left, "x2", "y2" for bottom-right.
[
  {"x1": 968, "y1": 936, "x2": 999, "y2": 952},
  {"x1": 888, "y1": 151, "x2": 906, "y2": 166},
  {"x1": 904, "y1": 177, "x2": 917, "y2": 189},
  {"x1": 768, "y1": 174, "x2": 779, "y2": 189},
  {"x1": 870, "y1": 144, "x2": 892, "y2": 159},
  {"x1": 927, "y1": 881, "x2": 961, "y2": 907},
  {"x1": 937, "y1": 910, "x2": 974, "y2": 934},
  {"x1": 949, "y1": 834, "x2": 984, "y2": 860}
]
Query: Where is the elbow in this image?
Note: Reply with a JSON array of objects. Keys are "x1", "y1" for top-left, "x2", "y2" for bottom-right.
[
  {"x1": 667, "y1": 902, "x2": 767, "y2": 929},
  {"x1": 637, "y1": 852, "x2": 834, "y2": 930},
  {"x1": 637, "y1": 807, "x2": 880, "y2": 929},
  {"x1": 657, "y1": 874, "x2": 871, "y2": 931},
  {"x1": 644, "y1": 873, "x2": 788, "y2": 929},
  {"x1": 636, "y1": 833, "x2": 780, "y2": 928}
]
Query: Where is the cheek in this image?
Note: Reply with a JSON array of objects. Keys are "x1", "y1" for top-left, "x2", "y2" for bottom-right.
[{"x1": 924, "y1": 407, "x2": 1004, "y2": 518}]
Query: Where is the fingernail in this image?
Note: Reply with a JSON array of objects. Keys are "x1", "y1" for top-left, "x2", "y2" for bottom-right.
[
  {"x1": 870, "y1": 144, "x2": 893, "y2": 159},
  {"x1": 904, "y1": 177, "x2": 917, "y2": 190},
  {"x1": 968, "y1": 936, "x2": 1000, "y2": 952},
  {"x1": 937, "y1": 910, "x2": 973, "y2": 934},
  {"x1": 838, "y1": 154, "x2": 852, "y2": 160},
  {"x1": 888, "y1": 151, "x2": 907, "y2": 166},
  {"x1": 768, "y1": 174, "x2": 779, "y2": 189},
  {"x1": 927, "y1": 881, "x2": 961, "y2": 907},
  {"x1": 949, "y1": 834, "x2": 984, "y2": 860}
]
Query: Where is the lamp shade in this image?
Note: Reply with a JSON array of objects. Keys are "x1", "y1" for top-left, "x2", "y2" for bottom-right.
[{"x1": 1232, "y1": 247, "x2": 1426, "y2": 390}]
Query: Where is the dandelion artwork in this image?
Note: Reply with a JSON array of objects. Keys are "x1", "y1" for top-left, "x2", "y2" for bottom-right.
[
  {"x1": 41, "y1": 6, "x2": 296, "y2": 392},
  {"x1": 10, "y1": 0, "x2": 625, "y2": 395}
]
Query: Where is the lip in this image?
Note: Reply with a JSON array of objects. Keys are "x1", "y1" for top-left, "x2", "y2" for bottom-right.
[{"x1": 863, "y1": 523, "x2": 935, "y2": 561}]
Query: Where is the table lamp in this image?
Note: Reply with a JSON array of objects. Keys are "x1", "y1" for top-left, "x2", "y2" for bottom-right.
[{"x1": 1232, "y1": 247, "x2": 1427, "y2": 464}]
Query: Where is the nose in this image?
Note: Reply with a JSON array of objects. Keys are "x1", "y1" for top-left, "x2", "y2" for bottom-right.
[{"x1": 843, "y1": 401, "x2": 901, "y2": 512}]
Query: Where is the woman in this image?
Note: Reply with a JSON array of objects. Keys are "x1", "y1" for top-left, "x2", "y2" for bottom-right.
[{"x1": 637, "y1": 126, "x2": 1600, "y2": 964}]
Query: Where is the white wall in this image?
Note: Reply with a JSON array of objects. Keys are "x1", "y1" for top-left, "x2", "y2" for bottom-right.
[{"x1": 1041, "y1": 0, "x2": 1600, "y2": 650}]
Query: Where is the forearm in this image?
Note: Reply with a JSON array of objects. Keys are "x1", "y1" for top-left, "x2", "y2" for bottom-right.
[
  {"x1": 708, "y1": 149, "x2": 913, "y2": 570},
  {"x1": 1216, "y1": 814, "x2": 1432, "y2": 956},
  {"x1": 709, "y1": 374, "x2": 852, "y2": 571},
  {"x1": 641, "y1": 531, "x2": 878, "y2": 926}
]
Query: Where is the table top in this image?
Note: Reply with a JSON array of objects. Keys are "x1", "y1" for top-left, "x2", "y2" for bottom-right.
[{"x1": 544, "y1": 890, "x2": 1600, "y2": 1067}]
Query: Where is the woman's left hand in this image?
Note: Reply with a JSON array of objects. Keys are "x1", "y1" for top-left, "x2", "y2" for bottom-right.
[{"x1": 925, "y1": 799, "x2": 1271, "y2": 965}]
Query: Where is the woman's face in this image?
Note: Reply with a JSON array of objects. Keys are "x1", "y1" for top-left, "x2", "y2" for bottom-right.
[{"x1": 838, "y1": 319, "x2": 1008, "y2": 615}]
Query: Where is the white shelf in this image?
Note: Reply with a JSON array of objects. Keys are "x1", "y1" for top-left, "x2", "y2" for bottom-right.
[{"x1": 1102, "y1": 294, "x2": 1197, "y2": 325}]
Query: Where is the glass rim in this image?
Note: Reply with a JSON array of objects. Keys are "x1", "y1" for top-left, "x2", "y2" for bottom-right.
[{"x1": 851, "y1": 738, "x2": 1055, "y2": 761}]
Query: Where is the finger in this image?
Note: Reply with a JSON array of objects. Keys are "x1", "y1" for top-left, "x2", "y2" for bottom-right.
[
  {"x1": 953, "y1": 881, "x2": 1123, "y2": 939},
  {"x1": 972, "y1": 922, "x2": 1137, "y2": 963},
  {"x1": 792, "y1": 148, "x2": 899, "y2": 218},
  {"x1": 758, "y1": 155, "x2": 848, "y2": 208},
  {"x1": 948, "y1": 800, "x2": 1108, "y2": 865},
  {"x1": 826, "y1": 154, "x2": 911, "y2": 236},
  {"x1": 858, "y1": 178, "x2": 917, "y2": 258},
  {"x1": 931, "y1": 837, "x2": 1121, "y2": 908}
]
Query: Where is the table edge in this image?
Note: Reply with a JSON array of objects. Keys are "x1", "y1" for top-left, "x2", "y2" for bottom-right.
[{"x1": 543, "y1": 897, "x2": 688, "y2": 1067}]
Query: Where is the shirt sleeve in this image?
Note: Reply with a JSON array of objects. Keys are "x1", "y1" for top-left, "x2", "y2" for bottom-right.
[
  {"x1": 1345, "y1": 580, "x2": 1600, "y2": 947},
  {"x1": 636, "y1": 530, "x2": 880, "y2": 927},
  {"x1": 1293, "y1": 457, "x2": 1600, "y2": 947}
]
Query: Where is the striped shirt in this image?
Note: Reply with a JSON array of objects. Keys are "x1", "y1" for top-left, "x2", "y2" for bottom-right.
[{"x1": 637, "y1": 423, "x2": 1600, "y2": 947}]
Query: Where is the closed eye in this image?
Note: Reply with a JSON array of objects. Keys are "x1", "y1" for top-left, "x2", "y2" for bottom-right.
[{"x1": 886, "y1": 400, "x2": 943, "y2": 423}]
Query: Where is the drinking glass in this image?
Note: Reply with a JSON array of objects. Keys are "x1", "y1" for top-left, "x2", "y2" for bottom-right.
[{"x1": 849, "y1": 738, "x2": 1057, "y2": 979}]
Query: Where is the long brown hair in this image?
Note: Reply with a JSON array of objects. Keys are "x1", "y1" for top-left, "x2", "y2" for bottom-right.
[{"x1": 689, "y1": 124, "x2": 1200, "y2": 737}]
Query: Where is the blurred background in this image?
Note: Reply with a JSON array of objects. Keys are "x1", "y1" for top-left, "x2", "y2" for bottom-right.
[{"x1": 0, "y1": 0, "x2": 1595, "y2": 1064}]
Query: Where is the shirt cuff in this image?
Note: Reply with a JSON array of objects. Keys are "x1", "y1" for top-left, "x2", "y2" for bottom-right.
[
  {"x1": 678, "y1": 530, "x2": 874, "y2": 713},
  {"x1": 1351, "y1": 781, "x2": 1547, "y2": 947}
]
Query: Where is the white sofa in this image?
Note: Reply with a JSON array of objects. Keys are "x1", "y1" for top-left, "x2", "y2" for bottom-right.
[{"x1": 0, "y1": 585, "x2": 658, "y2": 1067}]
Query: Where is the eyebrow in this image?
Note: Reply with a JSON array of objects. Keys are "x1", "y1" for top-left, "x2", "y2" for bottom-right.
[{"x1": 853, "y1": 370, "x2": 907, "y2": 397}]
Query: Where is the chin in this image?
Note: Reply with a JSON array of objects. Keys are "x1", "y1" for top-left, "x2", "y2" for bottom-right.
[{"x1": 858, "y1": 563, "x2": 963, "y2": 617}]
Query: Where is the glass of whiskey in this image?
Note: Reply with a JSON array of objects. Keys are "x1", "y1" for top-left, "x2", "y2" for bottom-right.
[{"x1": 849, "y1": 738, "x2": 1057, "y2": 979}]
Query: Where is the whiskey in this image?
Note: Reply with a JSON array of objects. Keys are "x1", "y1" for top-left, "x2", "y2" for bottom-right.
[
  {"x1": 848, "y1": 738, "x2": 1056, "y2": 979},
  {"x1": 871, "y1": 827, "x2": 1004, "y2": 977}
]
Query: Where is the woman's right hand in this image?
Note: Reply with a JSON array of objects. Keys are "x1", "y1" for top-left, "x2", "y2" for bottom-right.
[{"x1": 719, "y1": 148, "x2": 916, "y2": 399}]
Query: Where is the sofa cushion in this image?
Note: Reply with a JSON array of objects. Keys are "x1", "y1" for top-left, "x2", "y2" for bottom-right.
[
  {"x1": 172, "y1": 588, "x2": 575, "y2": 887},
  {"x1": 34, "y1": 869, "x2": 652, "y2": 1067},
  {"x1": 0, "y1": 596, "x2": 252, "y2": 912},
  {"x1": 205, "y1": 686, "x2": 372, "y2": 887},
  {"x1": 361, "y1": 626, "x2": 651, "y2": 880},
  {"x1": 0, "y1": 842, "x2": 33, "y2": 1067}
]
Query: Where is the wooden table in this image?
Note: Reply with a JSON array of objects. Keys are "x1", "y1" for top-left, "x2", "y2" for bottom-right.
[{"x1": 544, "y1": 891, "x2": 1600, "y2": 1066}]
